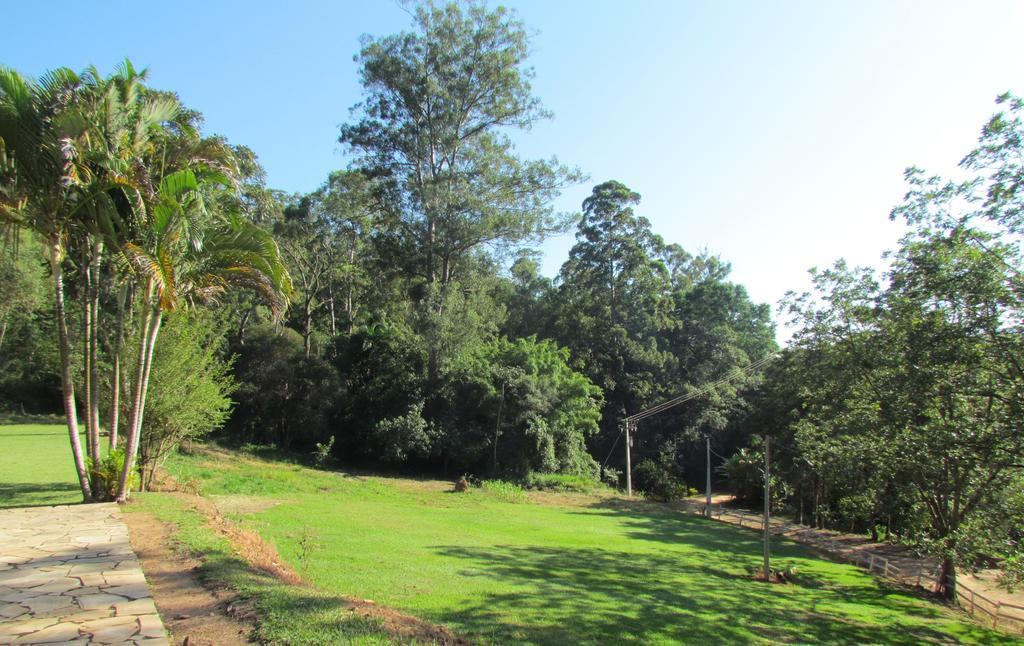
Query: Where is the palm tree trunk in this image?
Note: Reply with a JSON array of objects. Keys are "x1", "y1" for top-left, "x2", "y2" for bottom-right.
[
  {"x1": 109, "y1": 290, "x2": 124, "y2": 449},
  {"x1": 83, "y1": 257, "x2": 95, "y2": 462},
  {"x1": 88, "y1": 239, "x2": 102, "y2": 460},
  {"x1": 50, "y1": 241, "x2": 93, "y2": 502},
  {"x1": 116, "y1": 294, "x2": 162, "y2": 503}
]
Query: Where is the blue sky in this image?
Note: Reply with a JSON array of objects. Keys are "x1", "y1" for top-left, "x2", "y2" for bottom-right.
[{"x1": 5, "y1": 1, "x2": 1024, "y2": 341}]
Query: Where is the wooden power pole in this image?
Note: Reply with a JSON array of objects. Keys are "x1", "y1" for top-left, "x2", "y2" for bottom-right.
[
  {"x1": 763, "y1": 434, "x2": 771, "y2": 581},
  {"x1": 705, "y1": 435, "x2": 712, "y2": 518},
  {"x1": 625, "y1": 421, "x2": 633, "y2": 496}
]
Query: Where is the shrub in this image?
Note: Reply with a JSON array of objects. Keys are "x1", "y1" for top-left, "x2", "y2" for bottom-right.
[
  {"x1": 634, "y1": 458, "x2": 686, "y2": 502},
  {"x1": 88, "y1": 449, "x2": 138, "y2": 502},
  {"x1": 601, "y1": 466, "x2": 622, "y2": 489},
  {"x1": 312, "y1": 435, "x2": 336, "y2": 467},
  {"x1": 524, "y1": 472, "x2": 600, "y2": 493}
]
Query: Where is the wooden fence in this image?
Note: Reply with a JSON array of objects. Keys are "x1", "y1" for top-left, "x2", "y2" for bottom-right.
[{"x1": 687, "y1": 502, "x2": 1024, "y2": 635}]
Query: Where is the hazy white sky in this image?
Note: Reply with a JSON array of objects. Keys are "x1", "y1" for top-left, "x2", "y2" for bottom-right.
[{"x1": 5, "y1": 1, "x2": 1024, "y2": 341}]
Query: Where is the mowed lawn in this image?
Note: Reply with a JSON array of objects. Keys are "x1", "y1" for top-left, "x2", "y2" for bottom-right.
[
  {"x1": 0, "y1": 425, "x2": 1016, "y2": 644},
  {"x1": 163, "y1": 446, "x2": 1019, "y2": 645},
  {"x1": 0, "y1": 422, "x2": 87, "y2": 508}
]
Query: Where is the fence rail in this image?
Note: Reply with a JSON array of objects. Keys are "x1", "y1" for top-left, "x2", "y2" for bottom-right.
[{"x1": 690, "y1": 502, "x2": 1023, "y2": 635}]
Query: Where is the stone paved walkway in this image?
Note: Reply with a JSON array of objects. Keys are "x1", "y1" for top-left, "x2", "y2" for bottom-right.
[{"x1": 0, "y1": 503, "x2": 168, "y2": 645}]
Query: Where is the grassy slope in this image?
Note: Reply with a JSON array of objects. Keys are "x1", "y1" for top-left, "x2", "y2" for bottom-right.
[
  {"x1": 167, "y1": 447, "x2": 1019, "y2": 646},
  {"x1": 0, "y1": 423, "x2": 403, "y2": 643},
  {"x1": 126, "y1": 492, "x2": 404, "y2": 645},
  {"x1": 1, "y1": 426, "x2": 1016, "y2": 644},
  {"x1": 0, "y1": 422, "x2": 86, "y2": 507}
]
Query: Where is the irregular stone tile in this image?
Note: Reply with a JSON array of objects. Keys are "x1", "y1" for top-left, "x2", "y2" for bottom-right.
[
  {"x1": 0, "y1": 588, "x2": 47, "y2": 603},
  {"x1": 76, "y1": 573, "x2": 107, "y2": 587},
  {"x1": 113, "y1": 598, "x2": 158, "y2": 616},
  {"x1": 0, "y1": 504, "x2": 166, "y2": 643},
  {"x1": 23, "y1": 577, "x2": 81, "y2": 595},
  {"x1": 1, "y1": 615, "x2": 59, "y2": 635},
  {"x1": 137, "y1": 613, "x2": 166, "y2": 639},
  {"x1": 12, "y1": 619, "x2": 81, "y2": 643},
  {"x1": 66, "y1": 561, "x2": 109, "y2": 576},
  {"x1": 66, "y1": 585, "x2": 103, "y2": 597},
  {"x1": 60, "y1": 607, "x2": 114, "y2": 621},
  {"x1": 80, "y1": 615, "x2": 141, "y2": 644},
  {"x1": 0, "y1": 601, "x2": 29, "y2": 619},
  {"x1": 101, "y1": 571, "x2": 145, "y2": 587},
  {"x1": 22, "y1": 594, "x2": 78, "y2": 616},
  {"x1": 103, "y1": 583, "x2": 149, "y2": 600},
  {"x1": 76, "y1": 593, "x2": 131, "y2": 611}
]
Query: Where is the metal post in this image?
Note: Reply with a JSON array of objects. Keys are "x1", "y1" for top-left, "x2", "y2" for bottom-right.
[
  {"x1": 763, "y1": 434, "x2": 771, "y2": 582},
  {"x1": 625, "y1": 421, "x2": 632, "y2": 497},
  {"x1": 705, "y1": 435, "x2": 712, "y2": 518}
]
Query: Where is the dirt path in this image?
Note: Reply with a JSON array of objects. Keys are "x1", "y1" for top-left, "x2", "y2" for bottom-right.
[{"x1": 123, "y1": 510, "x2": 255, "y2": 646}]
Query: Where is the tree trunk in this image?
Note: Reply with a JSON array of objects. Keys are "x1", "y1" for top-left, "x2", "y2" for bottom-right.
[
  {"x1": 109, "y1": 286, "x2": 126, "y2": 449},
  {"x1": 117, "y1": 281, "x2": 161, "y2": 503},
  {"x1": 83, "y1": 255, "x2": 96, "y2": 464},
  {"x1": 426, "y1": 217, "x2": 435, "y2": 284},
  {"x1": 50, "y1": 242, "x2": 93, "y2": 501},
  {"x1": 88, "y1": 240, "x2": 102, "y2": 462},
  {"x1": 938, "y1": 556, "x2": 957, "y2": 600},
  {"x1": 303, "y1": 295, "x2": 313, "y2": 358},
  {"x1": 492, "y1": 381, "x2": 505, "y2": 474}
]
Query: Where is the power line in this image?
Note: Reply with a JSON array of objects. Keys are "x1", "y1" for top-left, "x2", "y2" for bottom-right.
[
  {"x1": 625, "y1": 353, "x2": 778, "y2": 424},
  {"x1": 601, "y1": 427, "x2": 624, "y2": 469}
]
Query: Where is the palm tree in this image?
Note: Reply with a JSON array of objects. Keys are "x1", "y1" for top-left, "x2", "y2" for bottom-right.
[
  {"x1": 0, "y1": 61, "x2": 191, "y2": 501},
  {"x1": 114, "y1": 163, "x2": 290, "y2": 502},
  {"x1": 74, "y1": 62, "x2": 180, "y2": 456},
  {"x1": 0, "y1": 66, "x2": 98, "y2": 500}
]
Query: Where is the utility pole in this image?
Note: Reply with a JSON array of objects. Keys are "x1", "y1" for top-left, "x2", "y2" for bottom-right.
[
  {"x1": 705, "y1": 435, "x2": 712, "y2": 518},
  {"x1": 763, "y1": 434, "x2": 771, "y2": 581},
  {"x1": 625, "y1": 421, "x2": 633, "y2": 497}
]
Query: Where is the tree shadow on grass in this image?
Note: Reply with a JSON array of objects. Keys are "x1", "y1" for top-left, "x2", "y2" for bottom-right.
[
  {"x1": 428, "y1": 505, "x2": 1013, "y2": 645},
  {"x1": 0, "y1": 481, "x2": 81, "y2": 508},
  {"x1": 190, "y1": 539, "x2": 410, "y2": 644}
]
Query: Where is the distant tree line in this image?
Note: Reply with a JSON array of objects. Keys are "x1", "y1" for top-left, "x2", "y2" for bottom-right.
[
  {"x1": 0, "y1": 2, "x2": 774, "y2": 498},
  {"x1": 735, "y1": 94, "x2": 1024, "y2": 597}
]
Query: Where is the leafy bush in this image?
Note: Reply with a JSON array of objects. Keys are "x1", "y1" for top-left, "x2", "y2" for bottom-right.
[
  {"x1": 312, "y1": 435, "x2": 336, "y2": 467},
  {"x1": 601, "y1": 466, "x2": 622, "y2": 489},
  {"x1": 524, "y1": 472, "x2": 600, "y2": 493},
  {"x1": 374, "y1": 402, "x2": 435, "y2": 464},
  {"x1": 88, "y1": 449, "x2": 138, "y2": 502},
  {"x1": 126, "y1": 311, "x2": 234, "y2": 491},
  {"x1": 634, "y1": 458, "x2": 686, "y2": 502}
]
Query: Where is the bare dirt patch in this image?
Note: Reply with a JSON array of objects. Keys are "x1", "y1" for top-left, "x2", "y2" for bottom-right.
[
  {"x1": 211, "y1": 495, "x2": 283, "y2": 516},
  {"x1": 124, "y1": 510, "x2": 256, "y2": 645}
]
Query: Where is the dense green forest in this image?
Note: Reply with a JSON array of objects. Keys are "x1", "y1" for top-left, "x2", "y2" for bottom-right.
[{"x1": 1, "y1": 1, "x2": 1021, "y2": 599}]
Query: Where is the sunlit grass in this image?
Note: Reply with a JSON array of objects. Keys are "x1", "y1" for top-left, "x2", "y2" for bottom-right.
[
  {"x1": 164, "y1": 445, "x2": 1015, "y2": 645},
  {"x1": 0, "y1": 422, "x2": 88, "y2": 507}
]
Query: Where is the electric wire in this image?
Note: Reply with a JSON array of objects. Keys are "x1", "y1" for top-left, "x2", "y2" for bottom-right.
[
  {"x1": 601, "y1": 427, "x2": 624, "y2": 469},
  {"x1": 625, "y1": 353, "x2": 778, "y2": 424}
]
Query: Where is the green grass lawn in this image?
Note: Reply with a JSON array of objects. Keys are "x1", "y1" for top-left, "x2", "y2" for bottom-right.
[
  {"x1": 162, "y1": 445, "x2": 1019, "y2": 645},
  {"x1": 0, "y1": 421, "x2": 87, "y2": 508},
  {"x1": 1, "y1": 426, "x2": 1017, "y2": 644}
]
